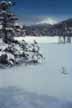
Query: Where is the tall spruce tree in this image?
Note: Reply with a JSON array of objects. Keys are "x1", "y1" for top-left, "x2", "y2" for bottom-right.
[{"x1": 0, "y1": 0, "x2": 17, "y2": 43}]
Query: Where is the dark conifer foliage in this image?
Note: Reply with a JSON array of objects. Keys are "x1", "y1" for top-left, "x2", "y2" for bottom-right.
[{"x1": 0, "y1": 1, "x2": 43, "y2": 68}]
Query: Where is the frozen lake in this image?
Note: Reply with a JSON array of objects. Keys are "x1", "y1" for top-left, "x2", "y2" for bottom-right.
[{"x1": 0, "y1": 37, "x2": 72, "y2": 107}]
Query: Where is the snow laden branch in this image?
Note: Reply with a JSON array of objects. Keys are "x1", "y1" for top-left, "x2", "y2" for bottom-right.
[
  {"x1": 0, "y1": 39, "x2": 44, "y2": 68},
  {"x1": 0, "y1": 1, "x2": 44, "y2": 68}
]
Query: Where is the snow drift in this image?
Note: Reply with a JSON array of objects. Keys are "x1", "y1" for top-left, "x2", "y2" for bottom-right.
[{"x1": 0, "y1": 87, "x2": 72, "y2": 108}]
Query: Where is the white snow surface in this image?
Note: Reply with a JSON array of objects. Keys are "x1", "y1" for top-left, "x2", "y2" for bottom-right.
[
  {"x1": 0, "y1": 87, "x2": 71, "y2": 108},
  {"x1": 15, "y1": 36, "x2": 59, "y2": 43},
  {"x1": 0, "y1": 36, "x2": 72, "y2": 108}
]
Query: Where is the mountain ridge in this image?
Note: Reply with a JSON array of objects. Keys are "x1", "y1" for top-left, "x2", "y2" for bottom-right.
[{"x1": 22, "y1": 18, "x2": 72, "y2": 36}]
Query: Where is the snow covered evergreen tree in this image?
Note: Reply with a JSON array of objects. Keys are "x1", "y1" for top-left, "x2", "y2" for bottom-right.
[
  {"x1": 0, "y1": 0, "x2": 18, "y2": 43},
  {"x1": 0, "y1": 0, "x2": 43, "y2": 68}
]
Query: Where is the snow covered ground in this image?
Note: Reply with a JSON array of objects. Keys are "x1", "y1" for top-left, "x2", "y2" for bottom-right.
[
  {"x1": 15, "y1": 36, "x2": 59, "y2": 43},
  {"x1": 0, "y1": 36, "x2": 72, "y2": 108},
  {"x1": 0, "y1": 87, "x2": 72, "y2": 108}
]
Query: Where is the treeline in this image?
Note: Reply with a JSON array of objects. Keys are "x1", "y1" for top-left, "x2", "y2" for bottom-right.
[
  {"x1": 22, "y1": 18, "x2": 72, "y2": 37},
  {"x1": 0, "y1": 18, "x2": 72, "y2": 37}
]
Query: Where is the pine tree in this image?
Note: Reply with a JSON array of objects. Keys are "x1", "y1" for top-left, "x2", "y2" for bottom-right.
[{"x1": 0, "y1": 0, "x2": 18, "y2": 43}]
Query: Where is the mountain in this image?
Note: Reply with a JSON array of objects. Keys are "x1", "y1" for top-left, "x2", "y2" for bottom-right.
[
  {"x1": 21, "y1": 18, "x2": 72, "y2": 37},
  {"x1": 36, "y1": 17, "x2": 57, "y2": 25},
  {"x1": 51, "y1": 18, "x2": 72, "y2": 36},
  {"x1": 22, "y1": 24, "x2": 52, "y2": 36},
  {"x1": 0, "y1": 18, "x2": 72, "y2": 37}
]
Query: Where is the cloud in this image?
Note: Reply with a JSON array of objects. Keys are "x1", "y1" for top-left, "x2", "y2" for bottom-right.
[
  {"x1": 18, "y1": 16, "x2": 59, "y2": 25},
  {"x1": 36, "y1": 17, "x2": 58, "y2": 25}
]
